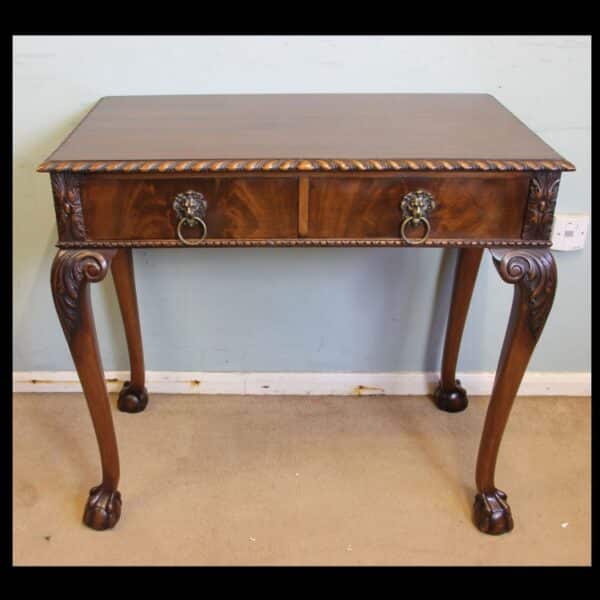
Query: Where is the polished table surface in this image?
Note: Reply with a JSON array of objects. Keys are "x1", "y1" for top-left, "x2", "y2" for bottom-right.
[
  {"x1": 39, "y1": 94, "x2": 574, "y2": 534},
  {"x1": 40, "y1": 94, "x2": 569, "y2": 163}
]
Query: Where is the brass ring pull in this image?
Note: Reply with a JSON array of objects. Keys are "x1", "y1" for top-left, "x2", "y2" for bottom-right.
[
  {"x1": 176, "y1": 217, "x2": 207, "y2": 246},
  {"x1": 399, "y1": 190, "x2": 436, "y2": 245},
  {"x1": 173, "y1": 191, "x2": 208, "y2": 246},
  {"x1": 400, "y1": 217, "x2": 431, "y2": 245}
]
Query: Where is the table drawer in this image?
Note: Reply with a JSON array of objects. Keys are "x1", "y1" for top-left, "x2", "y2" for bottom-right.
[
  {"x1": 307, "y1": 175, "x2": 530, "y2": 241},
  {"x1": 82, "y1": 177, "x2": 298, "y2": 240}
]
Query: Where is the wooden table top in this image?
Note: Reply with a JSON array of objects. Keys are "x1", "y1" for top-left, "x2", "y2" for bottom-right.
[{"x1": 39, "y1": 94, "x2": 573, "y2": 173}]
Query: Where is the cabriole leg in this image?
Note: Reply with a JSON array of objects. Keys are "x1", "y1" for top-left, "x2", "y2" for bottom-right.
[
  {"x1": 474, "y1": 248, "x2": 556, "y2": 534},
  {"x1": 51, "y1": 249, "x2": 122, "y2": 530}
]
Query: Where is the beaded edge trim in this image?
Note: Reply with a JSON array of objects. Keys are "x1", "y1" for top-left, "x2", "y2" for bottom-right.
[{"x1": 56, "y1": 239, "x2": 553, "y2": 249}]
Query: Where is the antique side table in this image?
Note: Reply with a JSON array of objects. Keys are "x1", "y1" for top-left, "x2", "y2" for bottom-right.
[{"x1": 38, "y1": 94, "x2": 574, "y2": 535}]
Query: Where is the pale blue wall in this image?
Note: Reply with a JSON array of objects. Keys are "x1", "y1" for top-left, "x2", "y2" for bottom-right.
[{"x1": 13, "y1": 36, "x2": 591, "y2": 373}]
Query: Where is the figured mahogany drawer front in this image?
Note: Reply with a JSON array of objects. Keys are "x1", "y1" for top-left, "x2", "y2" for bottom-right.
[
  {"x1": 82, "y1": 177, "x2": 298, "y2": 240},
  {"x1": 307, "y1": 176, "x2": 530, "y2": 240}
]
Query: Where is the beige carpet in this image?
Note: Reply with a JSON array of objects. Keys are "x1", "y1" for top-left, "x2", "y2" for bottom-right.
[{"x1": 13, "y1": 393, "x2": 590, "y2": 566}]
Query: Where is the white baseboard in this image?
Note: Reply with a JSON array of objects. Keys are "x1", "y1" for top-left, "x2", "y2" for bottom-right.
[{"x1": 12, "y1": 370, "x2": 591, "y2": 396}]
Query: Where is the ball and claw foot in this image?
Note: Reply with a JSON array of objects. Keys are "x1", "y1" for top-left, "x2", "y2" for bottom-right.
[
  {"x1": 433, "y1": 379, "x2": 468, "y2": 412},
  {"x1": 473, "y1": 489, "x2": 514, "y2": 535},
  {"x1": 83, "y1": 485, "x2": 122, "y2": 531},
  {"x1": 117, "y1": 380, "x2": 149, "y2": 413}
]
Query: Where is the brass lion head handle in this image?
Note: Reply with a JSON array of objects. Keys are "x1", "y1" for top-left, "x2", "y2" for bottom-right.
[
  {"x1": 173, "y1": 191, "x2": 208, "y2": 245},
  {"x1": 400, "y1": 190, "x2": 436, "y2": 244}
]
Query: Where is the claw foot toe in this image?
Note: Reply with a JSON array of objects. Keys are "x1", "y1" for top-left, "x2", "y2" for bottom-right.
[
  {"x1": 117, "y1": 380, "x2": 148, "y2": 413},
  {"x1": 83, "y1": 485, "x2": 122, "y2": 531},
  {"x1": 433, "y1": 380, "x2": 468, "y2": 412},
  {"x1": 473, "y1": 489, "x2": 514, "y2": 535}
]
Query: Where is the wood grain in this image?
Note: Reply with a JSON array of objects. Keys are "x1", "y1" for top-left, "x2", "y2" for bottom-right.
[
  {"x1": 38, "y1": 95, "x2": 573, "y2": 172},
  {"x1": 82, "y1": 177, "x2": 298, "y2": 240},
  {"x1": 308, "y1": 175, "x2": 530, "y2": 239}
]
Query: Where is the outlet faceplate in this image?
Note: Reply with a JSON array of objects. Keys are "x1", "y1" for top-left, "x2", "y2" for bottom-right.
[{"x1": 551, "y1": 214, "x2": 590, "y2": 251}]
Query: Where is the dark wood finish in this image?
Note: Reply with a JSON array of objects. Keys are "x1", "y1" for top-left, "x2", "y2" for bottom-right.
[
  {"x1": 51, "y1": 249, "x2": 121, "y2": 530},
  {"x1": 522, "y1": 172, "x2": 562, "y2": 240},
  {"x1": 474, "y1": 249, "x2": 557, "y2": 534},
  {"x1": 41, "y1": 94, "x2": 573, "y2": 535},
  {"x1": 111, "y1": 249, "x2": 148, "y2": 413},
  {"x1": 40, "y1": 95, "x2": 571, "y2": 168},
  {"x1": 434, "y1": 248, "x2": 484, "y2": 412},
  {"x1": 51, "y1": 173, "x2": 86, "y2": 241},
  {"x1": 51, "y1": 170, "x2": 552, "y2": 250},
  {"x1": 81, "y1": 177, "x2": 298, "y2": 240},
  {"x1": 57, "y1": 238, "x2": 553, "y2": 250},
  {"x1": 307, "y1": 175, "x2": 529, "y2": 240}
]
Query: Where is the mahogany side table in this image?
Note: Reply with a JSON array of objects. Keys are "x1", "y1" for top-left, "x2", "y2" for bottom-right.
[{"x1": 38, "y1": 94, "x2": 574, "y2": 535}]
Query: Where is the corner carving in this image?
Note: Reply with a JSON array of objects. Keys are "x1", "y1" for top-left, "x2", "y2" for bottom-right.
[
  {"x1": 522, "y1": 173, "x2": 561, "y2": 240},
  {"x1": 51, "y1": 172, "x2": 86, "y2": 241},
  {"x1": 492, "y1": 249, "x2": 556, "y2": 341},
  {"x1": 51, "y1": 250, "x2": 111, "y2": 341}
]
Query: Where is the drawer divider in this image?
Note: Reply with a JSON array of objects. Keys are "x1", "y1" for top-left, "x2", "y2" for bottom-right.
[{"x1": 298, "y1": 176, "x2": 310, "y2": 237}]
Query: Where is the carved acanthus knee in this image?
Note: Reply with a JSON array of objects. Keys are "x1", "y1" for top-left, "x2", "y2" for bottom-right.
[
  {"x1": 491, "y1": 248, "x2": 557, "y2": 341},
  {"x1": 51, "y1": 250, "x2": 113, "y2": 340}
]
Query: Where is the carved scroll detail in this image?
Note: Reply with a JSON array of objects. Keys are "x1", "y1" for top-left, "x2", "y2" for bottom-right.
[
  {"x1": 51, "y1": 250, "x2": 110, "y2": 340},
  {"x1": 51, "y1": 172, "x2": 86, "y2": 240},
  {"x1": 493, "y1": 249, "x2": 557, "y2": 340},
  {"x1": 523, "y1": 173, "x2": 561, "y2": 240}
]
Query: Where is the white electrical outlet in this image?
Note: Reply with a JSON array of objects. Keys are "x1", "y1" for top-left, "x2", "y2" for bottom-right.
[{"x1": 551, "y1": 214, "x2": 589, "y2": 251}]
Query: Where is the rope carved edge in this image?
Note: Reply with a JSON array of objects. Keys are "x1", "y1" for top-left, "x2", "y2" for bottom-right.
[{"x1": 38, "y1": 158, "x2": 575, "y2": 174}]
